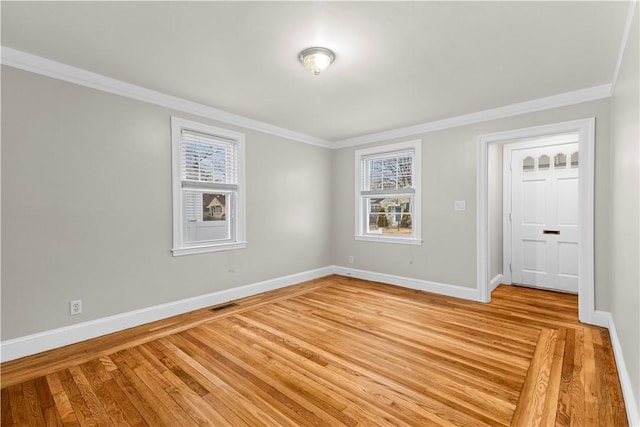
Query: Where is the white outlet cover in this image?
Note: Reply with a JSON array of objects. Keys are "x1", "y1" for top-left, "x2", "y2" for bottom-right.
[
  {"x1": 454, "y1": 200, "x2": 466, "y2": 211},
  {"x1": 70, "y1": 300, "x2": 82, "y2": 315}
]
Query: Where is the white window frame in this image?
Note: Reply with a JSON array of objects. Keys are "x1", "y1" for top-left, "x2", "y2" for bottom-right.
[
  {"x1": 355, "y1": 140, "x2": 422, "y2": 245},
  {"x1": 171, "y1": 117, "x2": 246, "y2": 256}
]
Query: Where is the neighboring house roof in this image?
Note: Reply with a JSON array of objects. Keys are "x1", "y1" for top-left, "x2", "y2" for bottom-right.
[{"x1": 204, "y1": 194, "x2": 225, "y2": 209}]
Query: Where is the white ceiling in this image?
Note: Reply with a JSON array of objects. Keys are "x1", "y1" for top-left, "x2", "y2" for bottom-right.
[{"x1": 1, "y1": 1, "x2": 630, "y2": 143}]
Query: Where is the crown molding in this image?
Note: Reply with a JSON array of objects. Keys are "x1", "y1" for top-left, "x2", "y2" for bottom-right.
[
  {"x1": 0, "y1": 47, "x2": 332, "y2": 148},
  {"x1": 610, "y1": 1, "x2": 638, "y2": 95},
  {"x1": 332, "y1": 84, "x2": 612, "y2": 148},
  {"x1": 2, "y1": 47, "x2": 615, "y2": 151}
]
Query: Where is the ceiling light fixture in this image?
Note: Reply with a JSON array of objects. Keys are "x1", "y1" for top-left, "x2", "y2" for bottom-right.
[{"x1": 298, "y1": 47, "x2": 335, "y2": 76}]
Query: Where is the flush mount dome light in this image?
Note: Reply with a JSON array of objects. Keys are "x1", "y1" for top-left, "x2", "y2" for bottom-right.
[{"x1": 299, "y1": 47, "x2": 335, "y2": 76}]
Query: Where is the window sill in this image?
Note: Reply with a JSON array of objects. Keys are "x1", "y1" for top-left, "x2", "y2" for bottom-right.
[
  {"x1": 355, "y1": 235, "x2": 422, "y2": 246},
  {"x1": 172, "y1": 241, "x2": 247, "y2": 256}
]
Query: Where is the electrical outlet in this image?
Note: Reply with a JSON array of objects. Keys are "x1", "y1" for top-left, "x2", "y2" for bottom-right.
[
  {"x1": 70, "y1": 300, "x2": 82, "y2": 316},
  {"x1": 348, "y1": 255, "x2": 354, "y2": 264}
]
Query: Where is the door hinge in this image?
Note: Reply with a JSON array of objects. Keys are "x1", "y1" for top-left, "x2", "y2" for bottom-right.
[
  {"x1": 509, "y1": 263, "x2": 512, "y2": 272},
  {"x1": 509, "y1": 212, "x2": 512, "y2": 221}
]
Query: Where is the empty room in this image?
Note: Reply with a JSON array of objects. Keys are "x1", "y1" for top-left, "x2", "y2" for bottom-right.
[{"x1": 1, "y1": 1, "x2": 638, "y2": 426}]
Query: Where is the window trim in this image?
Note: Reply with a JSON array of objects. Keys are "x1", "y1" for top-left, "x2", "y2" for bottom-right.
[
  {"x1": 171, "y1": 117, "x2": 246, "y2": 256},
  {"x1": 354, "y1": 140, "x2": 422, "y2": 245}
]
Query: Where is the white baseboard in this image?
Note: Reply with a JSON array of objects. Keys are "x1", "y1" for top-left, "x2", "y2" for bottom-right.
[
  {"x1": 332, "y1": 266, "x2": 480, "y2": 301},
  {"x1": 0, "y1": 266, "x2": 334, "y2": 363},
  {"x1": 490, "y1": 274, "x2": 505, "y2": 292},
  {"x1": 599, "y1": 311, "x2": 640, "y2": 427},
  {"x1": 590, "y1": 309, "x2": 611, "y2": 328}
]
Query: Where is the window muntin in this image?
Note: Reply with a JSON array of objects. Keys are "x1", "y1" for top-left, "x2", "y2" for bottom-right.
[
  {"x1": 171, "y1": 117, "x2": 246, "y2": 255},
  {"x1": 355, "y1": 141, "x2": 421, "y2": 245}
]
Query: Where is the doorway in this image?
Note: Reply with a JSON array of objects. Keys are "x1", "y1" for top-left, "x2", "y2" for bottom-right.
[
  {"x1": 476, "y1": 118, "x2": 596, "y2": 324},
  {"x1": 505, "y1": 136, "x2": 579, "y2": 293}
]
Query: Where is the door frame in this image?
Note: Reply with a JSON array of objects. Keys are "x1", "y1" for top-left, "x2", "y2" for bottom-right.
[
  {"x1": 476, "y1": 118, "x2": 595, "y2": 324},
  {"x1": 502, "y1": 135, "x2": 580, "y2": 291}
]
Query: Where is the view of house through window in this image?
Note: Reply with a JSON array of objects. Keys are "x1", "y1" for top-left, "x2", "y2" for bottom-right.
[
  {"x1": 355, "y1": 140, "x2": 422, "y2": 244},
  {"x1": 203, "y1": 194, "x2": 226, "y2": 221},
  {"x1": 171, "y1": 117, "x2": 246, "y2": 255},
  {"x1": 367, "y1": 196, "x2": 412, "y2": 235}
]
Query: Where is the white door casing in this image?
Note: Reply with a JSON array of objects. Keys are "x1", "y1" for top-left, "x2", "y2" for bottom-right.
[
  {"x1": 510, "y1": 142, "x2": 579, "y2": 293},
  {"x1": 477, "y1": 118, "x2": 596, "y2": 325}
]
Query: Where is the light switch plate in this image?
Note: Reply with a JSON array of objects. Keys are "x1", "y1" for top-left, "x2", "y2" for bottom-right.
[{"x1": 454, "y1": 200, "x2": 466, "y2": 211}]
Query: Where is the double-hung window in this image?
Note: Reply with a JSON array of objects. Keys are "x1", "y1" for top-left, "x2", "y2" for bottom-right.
[
  {"x1": 171, "y1": 117, "x2": 246, "y2": 256},
  {"x1": 355, "y1": 140, "x2": 422, "y2": 245}
]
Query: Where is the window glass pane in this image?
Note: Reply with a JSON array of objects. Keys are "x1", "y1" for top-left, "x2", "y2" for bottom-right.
[
  {"x1": 554, "y1": 153, "x2": 567, "y2": 168},
  {"x1": 382, "y1": 158, "x2": 398, "y2": 189},
  {"x1": 182, "y1": 131, "x2": 237, "y2": 184},
  {"x1": 571, "y1": 152, "x2": 579, "y2": 168},
  {"x1": 367, "y1": 196, "x2": 412, "y2": 235},
  {"x1": 539, "y1": 155, "x2": 550, "y2": 170},
  {"x1": 184, "y1": 190, "x2": 231, "y2": 243},
  {"x1": 363, "y1": 152, "x2": 414, "y2": 191},
  {"x1": 203, "y1": 194, "x2": 227, "y2": 221},
  {"x1": 368, "y1": 159, "x2": 383, "y2": 190},
  {"x1": 397, "y1": 156, "x2": 413, "y2": 188},
  {"x1": 523, "y1": 156, "x2": 535, "y2": 172}
]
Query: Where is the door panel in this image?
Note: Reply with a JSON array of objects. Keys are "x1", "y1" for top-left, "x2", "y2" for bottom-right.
[
  {"x1": 557, "y1": 242, "x2": 579, "y2": 276},
  {"x1": 557, "y1": 178, "x2": 579, "y2": 225},
  {"x1": 522, "y1": 240, "x2": 546, "y2": 272},
  {"x1": 522, "y1": 180, "x2": 546, "y2": 224},
  {"x1": 511, "y1": 142, "x2": 579, "y2": 293}
]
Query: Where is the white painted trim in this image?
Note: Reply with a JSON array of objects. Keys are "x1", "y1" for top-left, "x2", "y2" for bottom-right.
[
  {"x1": 590, "y1": 310, "x2": 611, "y2": 329},
  {"x1": 353, "y1": 236, "x2": 422, "y2": 245},
  {"x1": 1, "y1": 47, "x2": 615, "y2": 151},
  {"x1": 170, "y1": 116, "x2": 247, "y2": 256},
  {"x1": 477, "y1": 118, "x2": 596, "y2": 324},
  {"x1": 611, "y1": 1, "x2": 638, "y2": 95},
  {"x1": 353, "y1": 140, "x2": 422, "y2": 244},
  {"x1": 598, "y1": 311, "x2": 640, "y2": 426},
  {"x1": 501, "y1": 145, "x2": 513, "y2": 285},
  {"x1": 477, "y1": 137, "x2": 491, "y2": 303},
  {"x1": 332, "y1": 266, "x2": 480, "y2": 302},
  {"x1": 489, "y1": 274, "x2": 505, "y2": 292},
  {"x1": 0, "y1": 266, "x2": 334, "y2": 363},
  {"x1": 334, "y1": 86, "x2": 611, "y2": 148},
  {"x1": 0, "y1": 47, "x2": 331, "y2": 148}
]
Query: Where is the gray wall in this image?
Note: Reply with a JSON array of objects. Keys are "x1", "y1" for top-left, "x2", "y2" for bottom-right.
[
  {"x1": 1, "y1": 66, "x2": 332, "y2": 340},
  {"x1": 331, "y1": 99, "x2": 612, "y2": 310},
  {"x1": 610, "y1": 7, "x2": 639, "y2": 413}
]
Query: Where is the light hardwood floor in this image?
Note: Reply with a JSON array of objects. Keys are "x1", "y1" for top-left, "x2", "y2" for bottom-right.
[{"x1": 1, "y1": 275, "x2": 628, "y2": 426}]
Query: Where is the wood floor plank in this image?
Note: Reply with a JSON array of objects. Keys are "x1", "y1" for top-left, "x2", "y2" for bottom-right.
[
  {"x1": 595, "y1": 329, "x2": 628, "y2": 426},
  {"x1": 78, "y1": 359, "x2": 135, "y2": 426},
  {"x1": 227, "y1": 313, "x2": 502, "y2": 426},
  {"x1": 156, "y1": 337, "x2": 288, "y2": 427},
  {"x1": 119, "y1": 348, "x2": 198, "y2": 426},
  {"x1": 21, "y1": 378, "x2": 47, "y2": 426},
  {"x1": 570, "y1": 327, "x2": 586, "y2": 427},
  {"x1": 1, "y1": 387, "x2": 14, "y2": 426},
  {"x1": 0, "y1": 277, "x2": 629, "y2": 426},
  {"x1": 166, "y1": 333, "x2": 302, "y2": 427},
  {"x1": 241, "y1": 304, "x2": 518, "y2": 422},
  {"x1": 556, "y1": 327, "x2": 576, "y2": 427},
  {"x1": 583, "y1": 328, "x2": 599, "y2": 426},
  {"x1": 107, "y1": 365, "x2": 161, "y2": 426},
  {"x1": 510, "y1": 328, "x2": 559, "y2": 426},
  {"x1": 45, "y1": 372, "x2": 80, "y2": 427},
  {"x1": 7, "y1": 384, "x2": 28, "y2": 426},
  {"x1": 109, "y1": 351, "x2": 183, "y2": 426}
]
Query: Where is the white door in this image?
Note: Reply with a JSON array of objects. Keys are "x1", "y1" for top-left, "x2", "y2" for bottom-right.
[{"x1": 511, "y1": 143, "x2": 579, "y2": 293}]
